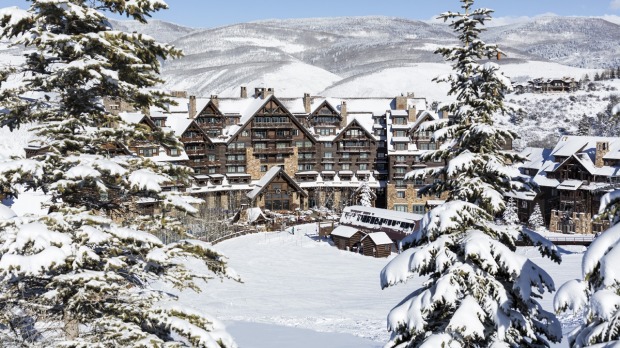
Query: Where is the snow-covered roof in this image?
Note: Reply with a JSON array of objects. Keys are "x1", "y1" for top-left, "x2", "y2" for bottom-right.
[
  {"x1": 245, "y1": 207, "x2": 266, "y2": 223},
  {"x1": 331, "y1": 225, "x2": 363, "y2": 239},
  {"x1": 163, "y1": 115, "x2": 194, "y2": 137},
  {"x1": 361, "y1": 232, "x2": 393, "y2": 245},
  {"x1": 247, "y1": 166, "x2": 307, "y2": 200},
  {"x1": 119, "y1": 112, "x2": 146, "y2": 125},
  {"x1": 557, "y1": 179, "x2": 583, "y2": 191},
  {"x1": 505, "y1": 190, "x2": 538, "y2": 201},
  {"x1": 519, "y1": 147, "x2": 553, "y2": 171},
  {"x1": 340, "y1": 205, "x2": 422, "y2": 236}
]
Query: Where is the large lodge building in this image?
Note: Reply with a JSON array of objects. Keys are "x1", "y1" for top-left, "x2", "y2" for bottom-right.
[
  {"x1": 104, "y1": 87, "x2": 456, "y2": 214},
  {"x1": 105, "y1": 89, "x2": 620, "y2": 235}
]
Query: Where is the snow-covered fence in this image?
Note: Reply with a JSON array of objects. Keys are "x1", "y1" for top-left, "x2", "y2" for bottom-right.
[{"x1": 517, "y1": 235, "x2": 594, "y2": 247}]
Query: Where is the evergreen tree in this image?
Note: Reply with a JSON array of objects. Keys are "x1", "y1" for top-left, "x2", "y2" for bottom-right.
[
  {"x1": 380, "y1": 1, "x2": 561, "y2": 347},
  {"x1": 528, "y1": 203, "x2": 545, "y2": 231},
  {"x1": 577, "y1": 114, "x2": 591, "y2": 136},
  {"x1": 594, "y1": 72, "x2": 601, "y2": 81},
  {"x1": 0, "y1": 1, "x2": 237, "y2": 346},
  {"x1": 503, "y1": 197, "x2": 520, "y2": 225},
  {"x1": 555, "y1": 190, "x2": 620, "y2": 346},
  {"x1": 357, "y1": 179, "x2": 373, "y2": 207}
]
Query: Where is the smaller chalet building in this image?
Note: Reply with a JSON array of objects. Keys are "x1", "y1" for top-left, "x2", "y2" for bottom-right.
[
  {"x1": 247, "y1": 166, "x2": 307, "y2": 212},
  {"x1": 360, "y1": 232, "x2": 393, "y2": 258},
  {"x1": 331, "y1": 225, "x2": 366, "y2": 252}
]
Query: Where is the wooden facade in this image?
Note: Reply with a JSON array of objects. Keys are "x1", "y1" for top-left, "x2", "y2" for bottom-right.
[
  {"x1": 360, "y1": 233, "x2": 393, "y2": 258},
  {"x1": 331, "y1": 228, "x2": 366, "y2": 252}
]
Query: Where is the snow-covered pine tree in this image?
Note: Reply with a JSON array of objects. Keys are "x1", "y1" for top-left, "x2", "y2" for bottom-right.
[
  {"x1": 503, "y1": 197, "x2": 520, "y2": 225},
  {"x1": 528, "y1": 203, "x2": 545, "y2": 231},
  {"x1": 577, "y1": 114, "x2": 591, "y2": 136},
  {"x1": 380, "y1": 1, "x2": 561, "y2": 347},
  {"x1": 0, "y1": 1, "x2": 237, "y2": 346},
  {"x1": 555, "y1": 190, "x2": 620, "y2": 347},
  {"x1": 357, "y1": 179, "x2": 373, "y2": 207}
]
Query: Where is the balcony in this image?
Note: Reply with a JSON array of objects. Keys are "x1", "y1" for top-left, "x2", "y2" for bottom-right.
[
  {"x1": 226, "y1": 160, "x2": 247, "y2": 165},
  {"x1": 298, "y1": 157, "x2": 317, "y2": 164},
  {"x1": 253, "y1": 134, "x2": 293, "y2": 141},
  {"x1": 180, "y1": 136, "x2": 205, "y2": 143},
  {"x1": 185, "y1": 149, "x2": 205, "y2": 156},
  {"x1": 252, "y1": 122, "x2": 293, "y2": 129},
  {"x1": 337, "y1": 146, "x2": 372, "y2": 153},
  {"x1": 253, "y1": 147, "x2": 294, "y2": 155},
  {"x1": 188, "y1": 160, "x2": 220, "y2": 167},
  {"x1": 226, "y1": 148, "x2": 247, "y2": 154}
]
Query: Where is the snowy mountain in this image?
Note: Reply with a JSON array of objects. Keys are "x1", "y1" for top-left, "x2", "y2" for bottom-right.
[
  {"x1": 484, "y1": 17, "x2": 620, "y2": 69},
  {"x1": 2, "y1": 11, "x2": 619, "y2": 148},
  {"x1": 152, "y1": 15, "x2": 619, "y2": 97}
]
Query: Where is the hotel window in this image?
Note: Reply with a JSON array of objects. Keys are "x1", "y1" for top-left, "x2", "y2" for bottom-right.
[
  {"x1": 341, "y1": 164, "x2": 350, "y2": 170},
  {"x1": 394, "y1": 205, "x2": 408, "y2": 212},
  {"x1": 396, "y1": 191, "x2": 406, "y2": 198},
  {"x1": 395, "y1": 143, "x2": 406, "y2": 151},
  {"x1": 324, "y1": 142, "x2": 333, "y2": 148},
  {"x1": 277, "y1": 143, "x2": 287, "y2": 149},
  {"x1": 292, "y1": 129, "x2": 299, "y2": 136},
  {"x1": 242, "y1": 130, "x2": 249, "y2": 137},
  {"x1": 395, "y1": 168, "x2": 406, "y2": 174},
  {"x1": 170, "y1": 148, "x2": 178, "y2": 156},
  {"x1": 324, "y1": 163, "x2": 333, "y2": 170},
  {"x1": 261, "y1": 165, "x2": 268, "y2": 172},
  {"x1": 359, "y1": 164, "x2": 368, "y2": 170},
  {"x1": 413, "y1": 204, "x2": 425, "y2": 214},
  {"x1": 324, "y1": 152, "x2": 333, "y2": 158}
]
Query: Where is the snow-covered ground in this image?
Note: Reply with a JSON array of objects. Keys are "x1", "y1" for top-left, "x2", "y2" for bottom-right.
[{"x1": 168, "y1": 224, "x2": 585, "y2": 347}]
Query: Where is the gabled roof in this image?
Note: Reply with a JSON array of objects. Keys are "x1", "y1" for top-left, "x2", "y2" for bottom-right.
[
  {"x1": 247, "y1": 166, "x2": 307, "y2": 200},
  {"x1": 333, "y1": 117, "x2": 376, "y2": 142},
  {"x1": 331, "y1": 225, "x2": 364, "y2": 239},
  {"x1": 409, "y1": 110, "x2": 439, "y2": 133},
  {"x1": 310, "y1": 98, "x2": 341, "y2": 116},
  {"x1": 361, "y1": 232, "x2": 393, "y2": 245},
  {"x1": 119, "y1": 112, "x2": 157, "y2": 130},
  {"x1": 228, "y1": 95, "x2": 317, "y2": 145}
]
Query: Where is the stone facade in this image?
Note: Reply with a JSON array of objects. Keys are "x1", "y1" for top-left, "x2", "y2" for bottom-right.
[{"x1": 548, "y1": 210, "x2": 592, "y2": 234}]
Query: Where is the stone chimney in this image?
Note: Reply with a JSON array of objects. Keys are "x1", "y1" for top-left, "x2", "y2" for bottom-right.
[
  {"x1": 395, "y1": 94, "x2": 407, "y2": 110},
  {"x1": 408, "y1": 105, "x2": 417, "y2": 122},
  {"x1": 240, "y1": 86, "x2": 248, "y2": 98},
  {"x1": 595, "y1": 141, "x2": 610, "y2": 168},
  {"x1": 210, "y1": 95, "x2": 219, "y2": 109},
  {"x1": 189, "y1": 95, "x2": 196, "y2": 119},
  {"x1": 340, "y1": 101, "x2": 348, "y2": 128},
  {"x1": 255, "y1": 87, "x2": 265, "y2": 99},
  {"x1": 303, "y1": 93, "x2": 311, "y2": 113}
]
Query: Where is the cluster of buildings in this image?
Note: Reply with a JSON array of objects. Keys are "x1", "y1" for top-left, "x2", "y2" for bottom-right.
[
  {"x1": 514, "y1": 136, "x2": 620, "y2": 234},
  {"x1": 100, "y1": 87, "x2": 460, "y2": 215},
  {"x1": 96, "y1": 87, "x2": 620, "y2": 237},
  {"x1": 512, "y1": 77, "x2": 579, "y2": 94}
]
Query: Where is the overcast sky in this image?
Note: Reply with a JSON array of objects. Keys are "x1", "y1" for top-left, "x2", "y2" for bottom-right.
[{"x1": 3, "y1": 0, "x2": 620, "y2": 28}]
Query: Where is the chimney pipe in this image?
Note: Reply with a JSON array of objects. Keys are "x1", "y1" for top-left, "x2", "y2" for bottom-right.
[
  {"x1": 189, "y1": 95, "x2": 196, "y2": 119},
  {"x1": 303, "y1": 93, "x2": 311, "y2": 113},
  {"x1": 210, "y1": 95, "x2": 219, "y2": 109},
  {"x1": 240, "y1": 86, "x2": 247, "y2": 98}
]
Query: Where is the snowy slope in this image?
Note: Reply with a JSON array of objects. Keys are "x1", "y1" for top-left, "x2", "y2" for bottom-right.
[{"x1": 165, "y1": 226, "x2": 584, "y2": 347}]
